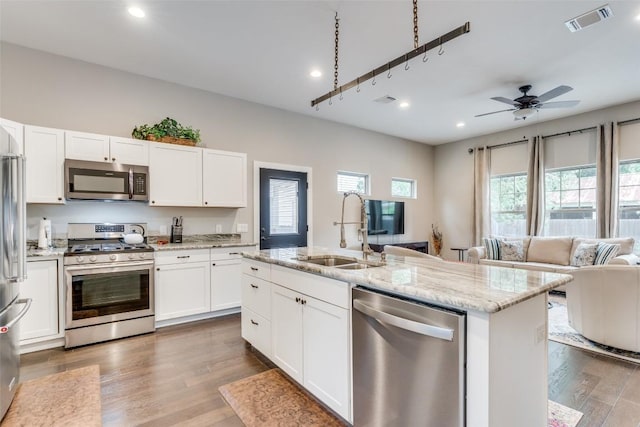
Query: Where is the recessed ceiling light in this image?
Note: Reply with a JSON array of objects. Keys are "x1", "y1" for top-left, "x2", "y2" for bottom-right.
[
  {"x1": 128, "y1": 6, "x2": 145, "y2": 18},
  {"x1": 456, "y1": 122, "x2": 465, "y2": 128},
  {"x1": 310, "y1": 70, "x2": 322, "y2": 78},
  {"x1": 399, "y1": 102, "x2": 410, "y2": 109}
]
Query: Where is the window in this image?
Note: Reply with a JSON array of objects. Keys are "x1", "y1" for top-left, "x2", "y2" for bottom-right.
[
  {"x1": 490, "y1": 173, "x2": 527, "y2": 237},
  {"x1": 337, "y1": 171, "x2": 369, "y2": 194},
  {"x1": 269, "y1": 178, "x2": 299, "y2": 235},
  {"x1": 618, "y1": 160, "x2": 640, "y2": 251},
  {"x1": 544, "y1": 165, "x2": 596, "y2": 237},
  {"x1": 391, "y1": 178, "x2": 416, "y2": 199}
]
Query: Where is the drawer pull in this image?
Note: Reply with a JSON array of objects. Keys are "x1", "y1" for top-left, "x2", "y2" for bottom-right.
[
  {"x1": 250, "y1": 267, "x2": 259, "y2": 271},
  {"x1": 229, "y1": 252, "x2": 240, "y2": 255},
  {"x1": 212, "y1": 263, "x2": 216, "y2": 266},
  {"x1": 251, "y1": 319, "x2": 259, "y2": 326},
  {"x1": 250, "y1": 284, "x2": 259, "y2": 289},
  {"x1": 177, "y1": 255, "x2": 190, "y2": 259},
  {"x1": 295, "y1": 297, "x2": 300, "y2": 303}
]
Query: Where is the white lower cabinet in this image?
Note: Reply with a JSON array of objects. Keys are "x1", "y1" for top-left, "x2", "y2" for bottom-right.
[
  {"x1": 155, "y1": 250, "x2": 211, "y2": 321},
  {"x1": 210, "y1": 249, "x2": 243, "y2": 311},
  {"x1": 241, "y1": 260, "x2": 351, "y2": 422},
  {"x1": 20, "y1": 259, "x2": 63, "y2": 345}
]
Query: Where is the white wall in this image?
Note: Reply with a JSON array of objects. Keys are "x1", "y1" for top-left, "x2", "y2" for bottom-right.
[
  {"x1": 434, "y1": 101, "x2": 640, "y2": 260},
  {"x1": 0, "y1": 43, "x2": 434, "y2": 247}
]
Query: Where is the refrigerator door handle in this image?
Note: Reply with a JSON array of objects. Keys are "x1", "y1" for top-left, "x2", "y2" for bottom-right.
[
  {"x1": 353, "y1": 299, "x2": 454, "y2": 341},
  {"x1": 0, "y1": 298, "x2": 32, "y2": 333},
  {"x1": 15, "y1": 155, "x2": 27, "y2": 281}
]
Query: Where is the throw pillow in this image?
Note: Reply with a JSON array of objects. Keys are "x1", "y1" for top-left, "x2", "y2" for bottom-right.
[
  {"x1": 499, "y1": 240, "x2": 524, "y2": 261},
  {"x1": 594, "y1": 242, "x2": 621, "y2": 265},
  {"x1": 570, "y1": 242, "x2": 599, "y2": 266},
  {"x1": 483, "y1": 237, "x2": 501, "y2": 260}
]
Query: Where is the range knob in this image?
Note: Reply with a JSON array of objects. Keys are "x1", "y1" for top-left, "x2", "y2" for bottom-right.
[
  {"x1": 139, "y1": 253, "x2": 146, "y2": 259},
  {"x1": 128, "y1": 254, "x2": 135, "y2": 260},
  {"x1": 89, "y1": 255, "x2": 97, "y2": 263},
  {"x1": 109, "y1": 254, "x2": 117, "y2": 261},
  {"x1": 76, "y1": 256, "x2": 85, "y2": 263}
]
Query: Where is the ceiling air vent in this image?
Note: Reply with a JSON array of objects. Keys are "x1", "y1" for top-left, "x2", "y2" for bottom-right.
[
  {"x1": 565, "y1": 4, "x2": 613, "y2": 32},
  {"x1": 373, "y1": 95, "x2": 396, "y2": 104}
]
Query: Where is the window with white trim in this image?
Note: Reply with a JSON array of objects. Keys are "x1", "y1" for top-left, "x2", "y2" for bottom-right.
[
  {"x1": 337, "y1": 171, "x2": 369, "y2": 194},
  {"x1": 618, "y1": 160, "x2": 640, "y2": 252},
  {"x1": 543, "y1": 165, "x2": 596, "y2": 237},
  {"x1": 490, "y1": 173, "x2": 527, "y2": 237},
  {"x1": 391, "y1": 178, "x2": 416, "y2": 199}
]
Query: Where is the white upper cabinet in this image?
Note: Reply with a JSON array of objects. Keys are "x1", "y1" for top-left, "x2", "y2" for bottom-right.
[
  {"x1": 109, "y1": 137, "x2": 149, "y2": 166},
  {"x1": 0, "y1": 117, "x2": 24, "y2": 155},
  {"x1": 202, "y1": 149, "x2": 247, "y2": 207},
  {"x1": 149, "y1": 142, "x2": 203, "y2": 206},
  {"x1": 24, "y1": 125, "x2": 65, "y2": 204},
  {"x1": 65, "y1": 131, "x2": 148, "y2": 166}
]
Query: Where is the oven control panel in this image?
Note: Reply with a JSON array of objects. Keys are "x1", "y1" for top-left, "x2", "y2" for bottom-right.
[
  {"x1": 95, "y1": 224, "x2": 125, "y2": 233},
  {"x1": 66, "y1": 252, "x2": 152, "y2": 265}
]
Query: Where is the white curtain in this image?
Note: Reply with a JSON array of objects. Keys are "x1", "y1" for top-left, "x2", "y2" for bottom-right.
[
  {"x1": 473, "y1": 147, "x2": 491, "y2": 245},
  {"x1": 526, "y1": 136, "x2": 545, "y2": 236},
  {"x1": 596, "y1": 122, "x2": 619, "y2": 238}
]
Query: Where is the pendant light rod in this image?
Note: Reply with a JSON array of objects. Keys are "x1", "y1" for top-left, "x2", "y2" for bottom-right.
[{"x1": 311, "y1": 21, "x2": 470, "y2": 108}]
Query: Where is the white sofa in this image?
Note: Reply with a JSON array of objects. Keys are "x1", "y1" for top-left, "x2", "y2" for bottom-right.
[
  {"x1": 468, "y1": 236, "x2": 639, "y2": 292},
  {"x1": 469, "y1": 236, "x2": 640, "y2": 352}
]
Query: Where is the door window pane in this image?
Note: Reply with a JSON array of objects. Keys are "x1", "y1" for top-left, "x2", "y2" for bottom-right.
[{"x1": 270, "y1": 178, "x2": 298, "y2": 235}]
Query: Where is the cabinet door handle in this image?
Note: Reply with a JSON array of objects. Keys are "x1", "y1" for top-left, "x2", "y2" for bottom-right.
[
  {"x1": 212, "y1": 263, "x2": 216, "y2": 266},
  {"x1": 104, "y1": 157, "x2": 108, "y2": 161},
  {"x1": 302, "y1": 299, "x2": 307, "y2": 305},
  {"x1": 204, "y1": 201, "x2": 208, "y2": 205},
  {"x1": 176, "y1": 255, "x2": 190, "y2": 259},
  {"x1": 250, "y1": 284, "x2": 259, "y2": 289},
  {"x1": 112, "y1": 157, "x2": 116, "y2": 162},
  {"x1": 250, "y1": 319, "x2": 259, "y2": 326},
  {"x1": 250, "y1": 267, "x2": 258, "y2": 271},
  {"x1": 295, "y1": 297, "x2": 300, "y2": 303},
  {"x1": 156, "y1": 267, "x2": 160, "y2": 271}
]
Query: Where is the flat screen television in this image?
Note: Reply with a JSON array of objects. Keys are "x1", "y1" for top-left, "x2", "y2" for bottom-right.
[{"x1": 365, "y1": 199, "x2": 405, "y2": 236}]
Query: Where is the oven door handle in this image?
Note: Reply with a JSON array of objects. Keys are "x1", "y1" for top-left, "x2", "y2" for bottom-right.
[{"x1": 65, "y1": 260, "x2": 155, "y2": 272}]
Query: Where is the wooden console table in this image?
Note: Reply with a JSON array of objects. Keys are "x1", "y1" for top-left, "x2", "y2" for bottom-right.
[{"x1": 368, "y1": 241, "x2": 429, "y2": 254}]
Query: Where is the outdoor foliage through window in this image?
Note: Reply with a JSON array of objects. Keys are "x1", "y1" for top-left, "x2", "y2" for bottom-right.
[
  {"x1": 391, "y1": 178, "x2": 415, "y2": 198},
  {"x1": 337, "y1": 171, "x2": 368, "y2": 194},
  {"x1": 490, "y1": 173, "x2": 527, "y2": 236},
  {"x1": 619, "y1": 160, "x2": 640, "y2": 251}
]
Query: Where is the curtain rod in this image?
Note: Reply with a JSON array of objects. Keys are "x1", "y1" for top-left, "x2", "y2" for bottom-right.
[
  {"x1": 467, "y1": 116, "x2": 640, "y2": 154},
  {"x1": 620, "y1": 117, "x2": 640, "y2": 126},
  {"x1": 541, "y1": 125, "x2": 597, "y2": 139},
  {"x1": 467, "y1": 138, "x2": 527, "y2": 154}
]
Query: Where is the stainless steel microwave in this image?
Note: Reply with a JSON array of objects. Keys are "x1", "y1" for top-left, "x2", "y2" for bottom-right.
[{"x1": 65, "y1": 159, "x2": 149, "y2": 201}]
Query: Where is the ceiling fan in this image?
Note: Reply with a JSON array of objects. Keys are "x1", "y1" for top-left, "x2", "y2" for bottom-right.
[{"x1": 475, "y1": 85, "x2": 580, "y2": 120}]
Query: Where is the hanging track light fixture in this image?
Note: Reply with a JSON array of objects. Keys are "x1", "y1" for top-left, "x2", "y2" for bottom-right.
[{"x1": 311, "y1": 0, "x2": 470, "y2": 108}]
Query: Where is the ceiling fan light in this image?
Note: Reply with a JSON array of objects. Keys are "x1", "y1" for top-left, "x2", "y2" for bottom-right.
[{"x1": 514, "y1": 108, "x2": 535, "y2": 118}]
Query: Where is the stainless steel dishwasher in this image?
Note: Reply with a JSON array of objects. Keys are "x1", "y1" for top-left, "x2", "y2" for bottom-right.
[{"x1": 352, "y1": 286, "x2": 466, "y2": 426}]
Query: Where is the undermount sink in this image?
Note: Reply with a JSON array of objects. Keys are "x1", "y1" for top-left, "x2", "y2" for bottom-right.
[
  {"x1": 295, "y1": 255, "x2": 384, "y2": 269},
  {"x1": 295, "y1": 255, "x2": 358, "y2": 267}
]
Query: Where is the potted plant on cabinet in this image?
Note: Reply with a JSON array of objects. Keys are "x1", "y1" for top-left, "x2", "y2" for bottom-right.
[{"x1": 132, "y1": 117, "x2": 201, "y2": 146}]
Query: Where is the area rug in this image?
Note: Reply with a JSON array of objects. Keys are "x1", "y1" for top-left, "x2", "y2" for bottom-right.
[
  {"x1": 220, "y1": 368, "x2": 581, "y2": 427},
  {"x1": 548, "y1": 293, "x2": 640, "y2": 364},
  {"x1": 1, "y1": 365, "x2": 101, "y2": 426},
  {"x1": 219, "y1": 368, "x2": 345, "y2": 426},
  {"x1": 548, "y1": 400, "x2": 583, "y2": 427}
]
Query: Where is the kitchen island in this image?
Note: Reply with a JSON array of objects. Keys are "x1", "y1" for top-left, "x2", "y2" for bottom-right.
[{"x1": 241, "y1": 247, "x2": 573, "y2": 427}]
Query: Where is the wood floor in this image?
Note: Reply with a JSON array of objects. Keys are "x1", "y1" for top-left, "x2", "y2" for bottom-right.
[{"x1": 18, "y1": 314, "x2": 640, "y2": 426}]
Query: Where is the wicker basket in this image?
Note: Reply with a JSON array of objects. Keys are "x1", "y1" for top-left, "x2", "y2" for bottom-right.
[{"x1": 146, "y1": 135, "x2": 197, "y2": 147}]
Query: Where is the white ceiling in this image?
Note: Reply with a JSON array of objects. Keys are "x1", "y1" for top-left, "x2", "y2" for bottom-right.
[{"x1": 1, "y1": 1, "x2": 639, "y2": 145}]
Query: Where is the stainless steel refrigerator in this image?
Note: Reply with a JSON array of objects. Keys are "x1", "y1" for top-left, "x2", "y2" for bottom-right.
[{"x1": 0, "y1": 127, "x2": 30, "y2": 421}]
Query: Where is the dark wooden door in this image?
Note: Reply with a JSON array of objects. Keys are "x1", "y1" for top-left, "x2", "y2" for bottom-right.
[{"x1": 259, "y1": 168, "x2": 308, "y2": 249}]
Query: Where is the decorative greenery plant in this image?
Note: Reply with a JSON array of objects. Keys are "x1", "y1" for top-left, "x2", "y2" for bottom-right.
[{"x1": 132, "y1": 117, "x2": 201, "y2": 143}]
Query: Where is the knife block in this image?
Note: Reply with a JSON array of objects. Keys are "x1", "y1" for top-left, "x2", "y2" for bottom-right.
[{"x1": 170, "y1": 225, "x2": 183, "y2": 243}]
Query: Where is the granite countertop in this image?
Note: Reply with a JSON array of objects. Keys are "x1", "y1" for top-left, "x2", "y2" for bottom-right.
[
  {"x1": 151, "y1": 234, "x2": 257, "y2": 251},
  {"x1": 242, "y1": 247, "x2": 573, "y2": 314},
  {"x1": 27, "y1": 247, "x2": 66, "y2": 259}
]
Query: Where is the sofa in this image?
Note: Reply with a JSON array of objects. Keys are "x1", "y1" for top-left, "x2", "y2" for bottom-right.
[{"x1": 469, "y1": 236, "x2": 640, "y2": 352}]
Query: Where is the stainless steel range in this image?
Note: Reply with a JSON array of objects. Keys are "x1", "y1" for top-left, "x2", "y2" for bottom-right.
[{"x1": 64, "y1": 223, "x2": 155, "y2": 348}]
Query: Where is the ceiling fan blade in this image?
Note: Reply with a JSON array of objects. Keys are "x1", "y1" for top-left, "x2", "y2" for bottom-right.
[
  {"x1": 535, "y1": 85, "x2": 573, "y2": 103},
  {"x1": 538, "y1": 100, "x2": 580, "y2": 109},
  {"x1": 490, "y1": 96, "x2": 520, "y2": 106},
  {"x1": 475, "y1": 108, "x2": 516, "y2": 117}
]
